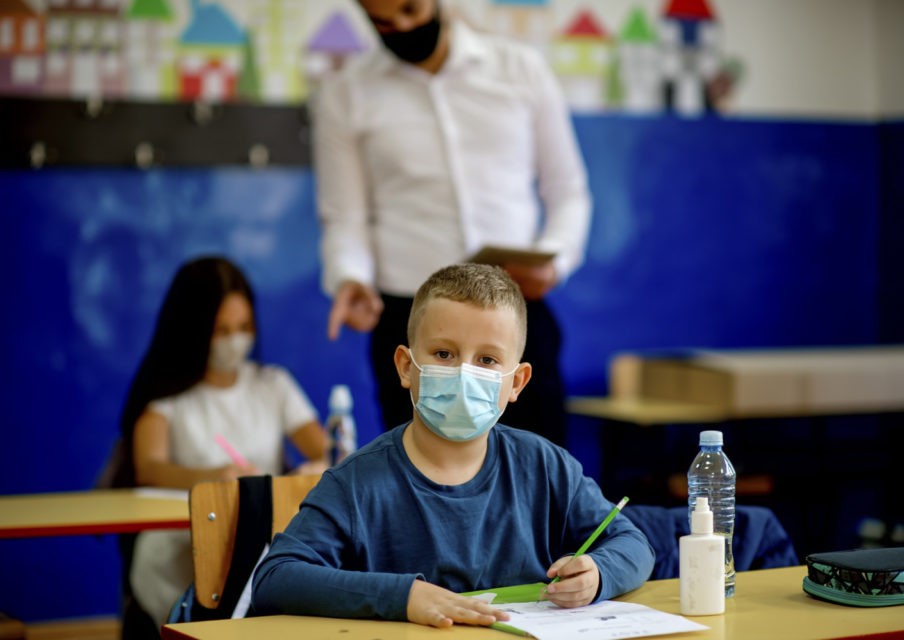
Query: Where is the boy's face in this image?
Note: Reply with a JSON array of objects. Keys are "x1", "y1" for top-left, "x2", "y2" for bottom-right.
[{"x1": 395, "y1": 297, "x2": 531, "y2": 416}]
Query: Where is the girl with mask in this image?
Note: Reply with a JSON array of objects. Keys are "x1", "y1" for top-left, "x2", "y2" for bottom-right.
[{"x1": 115, "y1": 256, "x2": 328, "y2": 635}]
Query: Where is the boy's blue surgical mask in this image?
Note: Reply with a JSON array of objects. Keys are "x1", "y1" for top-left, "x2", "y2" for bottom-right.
[{"x1": 409, "y1": 350, "x2": 517, "y2": 442}]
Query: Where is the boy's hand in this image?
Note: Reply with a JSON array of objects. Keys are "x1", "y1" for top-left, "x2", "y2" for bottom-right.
[
  {"x1": 544, "y1": 555, "x2": 600, "y2": 608},
  {"x1": 406, "y1": 580, "x2": 510, "y2": 628}
]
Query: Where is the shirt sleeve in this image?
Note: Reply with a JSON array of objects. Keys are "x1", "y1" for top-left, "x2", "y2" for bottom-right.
[
  {"x1": 251, "y1": 472, "x2": 419, "y2": 620},
  {"x1": 525, "y1": 48, "x2": 593, "y2": 282},
  {"x1": 562, "y1": 470, "x2": 656, "y2": 601},
  {"x1": 312, "y1": 73, "x2": 376, "y2": 295},
  {"x1": 269, "y1": 366, "x2": 319, "y2": 435},
  {"x1": 146, "y1": 396, "x2": 175, "y2": 423}
]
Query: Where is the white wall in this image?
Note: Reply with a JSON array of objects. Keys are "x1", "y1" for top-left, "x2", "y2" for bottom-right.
[
  {"x1": 719, "y1": 0, "x2": 904, "y2": 120},
  {"x1": 875, "y1": 0, "x2": 904, "y2": 119},
  {"x1": 449, "y1": 0, "x2": 903, "y2": 120}
]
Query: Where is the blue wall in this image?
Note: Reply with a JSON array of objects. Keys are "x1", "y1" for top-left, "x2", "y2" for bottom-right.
[
  {"x1": 877, "y1": 121, "x2": 904, "y2": 343},
  {"x1": 1, "y1": 116, "x2": 898, "y2": 621}
]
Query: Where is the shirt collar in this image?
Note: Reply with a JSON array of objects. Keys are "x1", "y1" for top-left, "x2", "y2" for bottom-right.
[{"x1": 444, "y1": 20, "x2": 488, "y2": 72}]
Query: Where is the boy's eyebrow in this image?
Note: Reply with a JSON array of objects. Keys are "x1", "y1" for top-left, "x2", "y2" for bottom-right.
[
  {"x1": 472, "y1": 345, "x2": 516, "y2": 360},
  {"x1": 421, "y1": 339, "x2": 512, "y2": 357}
]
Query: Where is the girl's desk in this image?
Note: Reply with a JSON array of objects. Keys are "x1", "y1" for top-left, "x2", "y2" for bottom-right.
[
  {"x1": 0, "y1": 488, "x2": 188, "y2": 538},
  {"x1": 161, "y1": 566, "x2": 904, "y2": 640}
]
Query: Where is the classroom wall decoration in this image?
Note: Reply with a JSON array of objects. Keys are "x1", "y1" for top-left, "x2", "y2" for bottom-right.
[{"x1": 1, "y1": 0, "x2": 743, "y2": 117}]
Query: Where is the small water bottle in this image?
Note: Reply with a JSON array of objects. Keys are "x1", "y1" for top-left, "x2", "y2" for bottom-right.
[
  {"x1": 327, "y1": 384, "x2": 356, "y2": 465},
  {"x1": 687, "y1": 430, "x2": 736, "y2": 598}
]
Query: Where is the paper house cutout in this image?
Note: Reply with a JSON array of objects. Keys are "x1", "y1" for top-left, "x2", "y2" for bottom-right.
[
  {"x1": 488, "y1": 0, "x2": 551, "y2": 46},
  {"x1": 551, "y1": 10, "x2": 612, "y2": 112},
  {"x1": 0, "y1": 0, "x2": 45, "y2": 96},
  {"x1": 613, "y1": 6, "x2": 663, "y2": 113},
  {"x1": 43, "y1": 0, "x2": 127, "y2": 98},
  {"x1": 305, "y1": 10, "x2": 368, "y2": 85},
  {"x1": 660, "y1": 0, "x2": 721, "y2": 116},
  {"x1": 177, "y1": 0, "x2": 245, "y2": 102},
  {"x1": 125, "y1": 0, "x2": 175, "y2": 100}
]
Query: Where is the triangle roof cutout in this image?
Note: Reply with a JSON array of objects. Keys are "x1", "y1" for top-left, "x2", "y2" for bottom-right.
[
  {"x1": 620, "y1": 7, "x2": 657, "y2": 43},
  {"x1": 561, "y1": 9, "x2": 609, "y2": 39},
  {"x1": 663, "y1": 0, "x2": 716, "y2": 21}
]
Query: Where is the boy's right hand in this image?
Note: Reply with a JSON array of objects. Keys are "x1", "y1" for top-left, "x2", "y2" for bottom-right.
[{"x1": 406, "y1": 580, "x2": 510, "y2": 629}]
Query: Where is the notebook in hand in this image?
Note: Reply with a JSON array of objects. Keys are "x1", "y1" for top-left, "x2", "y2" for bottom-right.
[{"x1": 467, "y1": 246, "x2": 556, "y2": 267}]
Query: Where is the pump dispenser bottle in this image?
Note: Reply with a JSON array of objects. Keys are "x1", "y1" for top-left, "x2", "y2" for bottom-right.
[{"x1": 680, "y1": 497, "x2": 725, "y2": 616}]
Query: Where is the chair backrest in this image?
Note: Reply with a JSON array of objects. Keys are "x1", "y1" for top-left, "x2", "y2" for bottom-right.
[
  {"x1": 622, "y1": 503, "x2": 799, "y2": 580},
  {"x1": 188, "y1": 474, "x2": 321, "y2": 610}
]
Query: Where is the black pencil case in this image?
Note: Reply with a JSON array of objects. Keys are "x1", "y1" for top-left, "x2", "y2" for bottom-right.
[{"x1": 803, "y1": 547, "x2": 904, "y2": 607}]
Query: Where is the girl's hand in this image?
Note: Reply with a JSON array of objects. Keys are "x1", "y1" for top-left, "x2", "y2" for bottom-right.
[{"x1": 220, "y1": 462, "x2": 261, "y2": 480}]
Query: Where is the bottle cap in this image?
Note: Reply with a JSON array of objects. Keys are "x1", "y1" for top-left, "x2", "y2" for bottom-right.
[
  {"x1": 691, "y1": 496, "x2": 714, "y2": 534},
  {"x1": 329, "y1": 384, "x2": 353, "y2": 412},
  {"x1": 699, "y1": 430, "x2": 723, "y2": 446}
]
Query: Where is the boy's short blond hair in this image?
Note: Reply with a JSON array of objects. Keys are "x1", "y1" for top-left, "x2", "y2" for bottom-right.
[{"x1": 407, "y1": 263, "x2": 528, "y2": 358}]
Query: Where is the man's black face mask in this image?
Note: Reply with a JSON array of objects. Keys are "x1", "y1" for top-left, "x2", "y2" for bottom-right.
[{"x1": 378, "y1": 4, "x2": 441, "y2": 64}]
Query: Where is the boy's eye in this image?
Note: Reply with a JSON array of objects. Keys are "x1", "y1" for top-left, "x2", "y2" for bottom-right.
[
  {"x1": 478, "y1": 356, "x2": 499, "y2": 366},
  {"x1": 434, "y1": 350, "x2": 452, "y2": 360}
]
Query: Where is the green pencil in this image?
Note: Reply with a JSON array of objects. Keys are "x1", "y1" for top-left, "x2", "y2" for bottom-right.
[
  {"x1": 489, "y1": 621, "x2": 533, "y2": 636},
  {"x1": 549, "y1": 496, "x2": 630, "y2": 585}
]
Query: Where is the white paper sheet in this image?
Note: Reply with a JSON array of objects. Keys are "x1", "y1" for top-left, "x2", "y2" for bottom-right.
[
  {"x1": 133, "y1": 487, "x2": 189, "y2": 501},
  {"x1": 494, "y1": 599, "x2": 708, "y2": 640}
]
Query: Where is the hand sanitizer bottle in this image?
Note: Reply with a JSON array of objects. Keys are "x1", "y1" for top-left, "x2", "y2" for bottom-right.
[{"x1": 680, "y1": 497, "x2": 725, "y2": 616}]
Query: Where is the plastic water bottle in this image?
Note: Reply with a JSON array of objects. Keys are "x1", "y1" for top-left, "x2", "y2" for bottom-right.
[
  {"x1": 327, "y1": 385, "x2": 356, "y2": 466},
  {"x1": 687, "y1": 430, "x2": 736, "y2": 598}
]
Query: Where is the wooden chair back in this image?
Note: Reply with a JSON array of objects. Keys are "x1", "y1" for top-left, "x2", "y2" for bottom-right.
[{"x1": 188, "y1": 474, "x2": 321, "y2": 609}]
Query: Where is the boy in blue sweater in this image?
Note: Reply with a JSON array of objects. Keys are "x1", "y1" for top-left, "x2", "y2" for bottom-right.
[{"x1": 252, "y1": 263, "x2": 654, "y2": 628}]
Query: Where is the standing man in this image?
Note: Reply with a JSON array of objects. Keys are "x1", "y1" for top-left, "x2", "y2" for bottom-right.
[{"x1": 314, "y1": 0, "x2": 591, "y2": 446}]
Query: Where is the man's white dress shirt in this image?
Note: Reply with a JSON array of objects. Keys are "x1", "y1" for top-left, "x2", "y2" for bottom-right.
[{"x1": 314, "y1": 20, "x2": 592, "y2": 297}]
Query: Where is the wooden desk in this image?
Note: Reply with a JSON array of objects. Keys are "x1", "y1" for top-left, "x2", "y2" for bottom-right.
[
  {"x1": 0, "y1": 488, "x2": 189, "y2": 538},
  {"x1": 616, "y1": 566, "x2": 904, "y2": 640},
  {"x1": 567, "y1": 395, "x2": 729, "y2": 426},
  {"x1": 161, "y1": 566, "x2": 904, "y2": 640},
  {"x1": 592, "y1": 346, "x2": 904, "y2": 423}
]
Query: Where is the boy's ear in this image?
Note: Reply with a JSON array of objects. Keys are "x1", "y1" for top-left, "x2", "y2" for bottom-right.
[
  {"x1": 394, "y1": 345, "x2": 414, "y2": 389},
  {"x1": 507, "y1": 362, "x2": 532, "y2": 403}
]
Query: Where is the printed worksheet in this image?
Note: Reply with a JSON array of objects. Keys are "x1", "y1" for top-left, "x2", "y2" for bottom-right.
[{"x1": 495, "y1": 599, "x2": 707, "y2": 640}]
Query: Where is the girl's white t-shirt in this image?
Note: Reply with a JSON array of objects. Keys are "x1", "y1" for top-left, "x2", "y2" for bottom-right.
[
  {"x1": 147, "y1": 361, "x2": 318, "y2": 474},
  {"x1": 132, "y1": 361, "x2": 319, "y2": 626}
]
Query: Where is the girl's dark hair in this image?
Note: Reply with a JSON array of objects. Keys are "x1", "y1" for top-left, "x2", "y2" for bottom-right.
[{"x1": 113, "y1": 256, "x2": 256, "y2": 487}]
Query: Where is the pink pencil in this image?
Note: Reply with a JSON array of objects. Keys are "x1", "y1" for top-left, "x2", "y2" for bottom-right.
[{"x1": 215, "y1": 434, "x2": 248, "y2": 466}]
